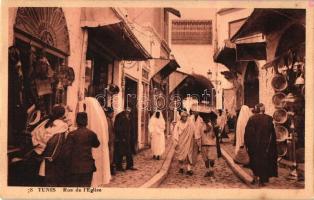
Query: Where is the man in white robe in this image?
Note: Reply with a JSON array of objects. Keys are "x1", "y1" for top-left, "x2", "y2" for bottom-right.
[
  {"x1": 82, "y1": 97, "x2": 111, "y2": 186},
  {"x1": 235, "y1": 105, "x2": 253, "y2": 155},
  {"x1": 172, "y1": 110, "x2": 199, "y2": 176},
  {"x1": 148, "y1": 111, "x2": 166, "y2": 160}
]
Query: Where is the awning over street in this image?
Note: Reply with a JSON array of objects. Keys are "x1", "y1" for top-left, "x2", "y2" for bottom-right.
[
  {"x1": 213, "y1": 40, "x2": 237, "y2": 69},
  {"x1": 231, "y1": 9, "x2": 305, "y2": 42},
  {"x1": 214, "y1": 36, "x2": 266, "y2": 68},
  {"x1": 151, "y1": 58, "x2": 181, "y2": 80},
  {"x1": 81, "y1": 7, "x2": 151, "y2": 60},
  {"x1": 169, "y1": 71, "x2": 188, "y2": 94}
]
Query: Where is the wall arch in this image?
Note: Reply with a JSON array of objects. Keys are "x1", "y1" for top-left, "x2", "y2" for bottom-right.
[{"x1": 15, "y1": 7, "x2": 70, "y2": 56}]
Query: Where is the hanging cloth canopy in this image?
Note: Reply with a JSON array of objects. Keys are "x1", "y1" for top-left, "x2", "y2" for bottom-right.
[{"x1": 81, "y1": 7, "x2": 151, "y2": 60}]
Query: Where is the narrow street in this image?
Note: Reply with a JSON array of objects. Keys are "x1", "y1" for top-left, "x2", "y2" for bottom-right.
[{"x1": 160, "y1": 152, "x2": 248, "y2": 188}]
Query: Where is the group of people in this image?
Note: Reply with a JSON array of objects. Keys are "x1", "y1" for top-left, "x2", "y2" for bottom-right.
[
  {"x1": 172, "y1": 106, "x2": 221, "y2": 177},
  {"x1": 171, "y1": 102, "x2": 278, "y2": 186},
  {"x1": 30, "y1": 97, "x2": 139, "y2": 187},
  {"x1": 235, "y1": 103, "x2": 278, "y2": 187},
  {"x1": 31, "y1": 104, "x2": 99, "y2": 187}
]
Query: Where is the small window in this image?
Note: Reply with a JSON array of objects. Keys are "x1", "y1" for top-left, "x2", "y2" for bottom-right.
[{"x1": 171, "y1": 20, "x2": 212, "y2": 44}]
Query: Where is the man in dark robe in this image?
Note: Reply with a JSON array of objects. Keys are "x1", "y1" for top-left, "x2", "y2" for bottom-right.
[
  {"x1": 244, "y1": 103, "x2": 278, "y2": 186},
  {"x1": 114, "y1": 108, "x2": 137, "y2": 171}
]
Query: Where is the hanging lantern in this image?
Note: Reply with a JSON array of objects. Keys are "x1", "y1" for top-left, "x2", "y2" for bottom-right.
[
  {"x1": 271, "y1": 74, "x2": 288, "y2": 92},
  {"x1": 273, "y1": 109, "x2": 288, "y2": 124}
]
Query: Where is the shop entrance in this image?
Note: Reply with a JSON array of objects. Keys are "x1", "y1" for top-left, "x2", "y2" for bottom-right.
[
  {"x1": 124, "y1": 77, "x2": 138, "y2": 154},
  {"x1": 244, "y1": 61, "x2": 259, "y2": 108}
]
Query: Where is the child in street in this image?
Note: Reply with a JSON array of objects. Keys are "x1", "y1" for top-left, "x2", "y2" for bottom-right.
[{"x1": 200, "y1": 114, "x2": 219, "y2": 177}]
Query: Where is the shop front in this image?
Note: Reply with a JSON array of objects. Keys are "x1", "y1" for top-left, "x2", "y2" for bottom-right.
[
  {"x1": 230, "y1": 8, "x2": 305, "y2": 178},
  {"x1": 8, "y1": 7, "x2": 73, "y2": 186}
]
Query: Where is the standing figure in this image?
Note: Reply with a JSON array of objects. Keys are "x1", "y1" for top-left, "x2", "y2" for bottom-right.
[
  {"x1": 235, "y1": 105, "x2": 253, "y2": 155},
  {"x1": 172, "y1": 109, "x2": 198, "y2": 176},
  {"x1": 244, "y1": 103, "x2": 278, "y2": 186},
  {"x1": 83, "y1": 97, "x2": 111, "y2": 186},
  {"x1": 114, "y1": 108, "x2": 137, "y2": 171},
  {"x1": 148, "y1": 111, "x2": 166, "y2": 160},
  {"x1": 64, "y1": 112, "x2": 100, "y2": 187},
  {"x1": 105, "y1": 107, "x2": 116, "y2": 175},
  {"x1": 200, "y1": 115, "x2": 218, "y2": 177},
  {"x1": 217, "y1": 109, "x2": 228, "y2": 142}
]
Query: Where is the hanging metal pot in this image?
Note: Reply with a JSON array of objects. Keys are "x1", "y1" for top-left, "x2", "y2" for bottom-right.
[
  {"x1": 277, "y1": 141, "x2": 288, "y2": 157},
  {"x1": 273, "y1": 109, "x2": 288, "y2": 124},
  {"x1": 275, "y1": 125, "x2": 289, "y2": 142},
  {"x1": 272, "y1": 92, "x2": 286, "y2": 108},
  {"x1": 271, "y1": 74, "x2": 288, "y2": 92}
]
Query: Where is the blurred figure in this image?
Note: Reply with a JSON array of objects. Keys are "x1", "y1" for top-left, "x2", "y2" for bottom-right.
[
  {"x1": 244, "y1": 103, "x2": 278, "y2": 186},
  {"x1": 105, "y1": 107, "x2": 116, "y2": 175},
  {"x1": 217, "y1": 109, "x2": 228, "y2": 142},
  {"x1": 64, "y1": 112, "x2": 100, "y2": 187},
  {"x1": 114, "y1": 107, "x2": 137, "y2": 171},
  {"x1": 148, "y1": 111, "x2": 166, "y2": 160}
]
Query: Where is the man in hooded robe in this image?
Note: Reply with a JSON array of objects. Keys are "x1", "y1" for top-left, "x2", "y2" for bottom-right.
[
  {"x1": 149, "y1": 111, "x2": 166, "y2": 160},
  {"x1": 172, "y1": 109, "x2": 199, "y2": 176},
  {"x1": 83, "y1": 97, "x2": 111, "y2": 186},
  {"x1": 244, "y1": 103, "x2": 278, "y2": 186},
  {"x1": 235, "y1": 105, "x2": 253, "y2": 155}
]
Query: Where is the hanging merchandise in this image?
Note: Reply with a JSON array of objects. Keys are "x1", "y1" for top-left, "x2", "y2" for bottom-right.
[
  {"x1": 272, "y1": 92, "x2": 286, "y2": 108},
  {"x1": 34, "y1": 56, "x2": 54, "y2": 80},
  {"x1": 273, "y1": 109, "x2": 288, "y2": 124},
  {"x1": 271, "y1": 74, "x2": 288, "y2": 92},
  {"x1": 35, "y1": 79, "x2": 53, "y2": 96},
  {"x1": 56, "y1": 64, "x2": 75, "y2": 87},
  {"x1": 275, "y1": 125, "x2": 289, "y2": 142}
]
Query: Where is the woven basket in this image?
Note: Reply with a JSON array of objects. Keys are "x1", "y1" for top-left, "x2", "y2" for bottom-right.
[
  {"x1": 271, "y1": 74, "x2": 288, "y2": 91},
  {"x1": 275, "y1": 125, "x2": 289, "y2": 142},
  {"x1": 273, "y1": 109, "x2": 288, "y2": 124},
  {"x1": 272, "y1": 92, "x2": 286, "y2": 108}
]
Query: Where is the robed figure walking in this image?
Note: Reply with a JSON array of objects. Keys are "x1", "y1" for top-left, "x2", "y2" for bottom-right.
[
  {"x1": 172, "y1": 109, "x2": 199, "y2": 176},
  {"x1": 244, "y1": 103, "x2": 278, "y2": 186},
  {"x1": 148, "y1": 111, "x2": 166, "y2": 160}
]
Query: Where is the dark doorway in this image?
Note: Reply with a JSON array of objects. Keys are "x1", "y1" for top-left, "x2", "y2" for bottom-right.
[
  {"x1": 124, "y1": 77, "x2": 138, "y2": 154},
  {"x1": 244, "y1": 61, "x2": 259, "y2": 108}
]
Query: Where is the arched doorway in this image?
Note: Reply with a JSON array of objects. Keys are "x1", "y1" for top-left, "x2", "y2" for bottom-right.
[{"x1": 244, "y1": 61, "x2": 259, "y2": 108}]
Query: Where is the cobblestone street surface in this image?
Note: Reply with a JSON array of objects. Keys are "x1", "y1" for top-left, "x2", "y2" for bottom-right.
[
  {"x1": 103, "y1": 138, "x2": 171, "y2": 187},
  {"x1": 221, "y1": 133, "x2": 305, "y2": 189},
  {"x1": 159, "y1": 148, "x2": 249, "y2": 188}
]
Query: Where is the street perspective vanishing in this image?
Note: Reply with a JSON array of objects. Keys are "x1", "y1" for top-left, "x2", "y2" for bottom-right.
[{"x1": 2, "y1": 2, "x2": 313, "y2": 199}]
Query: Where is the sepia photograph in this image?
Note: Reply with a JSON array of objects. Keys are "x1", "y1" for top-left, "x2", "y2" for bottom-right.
[{"x1": 1, "y1": 0, "x2": 314, "y2": 199}]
